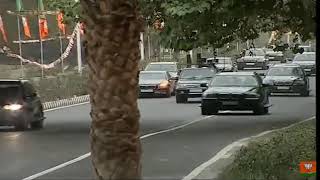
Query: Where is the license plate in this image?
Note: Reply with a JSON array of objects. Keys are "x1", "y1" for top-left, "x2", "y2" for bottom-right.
[
  {"x1": 140, "y1": 89, "x2": 153, "y2": 93},
  {"x1": 246, "y1": 63, "x2": 255, "y2": 65},
  {"x1": 189, "y1": 89, "x2": 203, "y2": 93},
  {"x1": 222, "y1": 101, "x2": 239, "y2": 105},
  {"x1": 277, "y1": 86, "x2": 290, "y2": 90}
]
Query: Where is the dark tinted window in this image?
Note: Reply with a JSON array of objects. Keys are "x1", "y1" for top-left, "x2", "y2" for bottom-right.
[
  {"x1": 267, "y1": 67, "x2": 300, "y2": 76},
  {"x1": 210, "y1": 75, "x2": 258, "y2": 87},
  {"x1": 0, "y1": 85, "x2": 23, "y2": 105},
  {"x1": 139, "y1": 72, "x2": 167, "y2": 80},
  {"x1": 180, "y1": 68, "x2": 216, "y2": 80}
]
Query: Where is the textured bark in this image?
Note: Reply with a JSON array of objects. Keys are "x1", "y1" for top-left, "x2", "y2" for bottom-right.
[{"x1": 80, "y1": 0, "x2": 143, "y2": 179}]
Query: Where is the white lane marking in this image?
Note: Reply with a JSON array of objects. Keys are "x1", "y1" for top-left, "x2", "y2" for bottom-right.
[
  {"x1": 44, "y1": 102, "x2": 90, "y2": 112},
  {"x1": 182, "y1": 116, "x2": 315, "y2": 180},
  {"x1": 22, "y1": 115, "x2": 214, "y2": 180}
]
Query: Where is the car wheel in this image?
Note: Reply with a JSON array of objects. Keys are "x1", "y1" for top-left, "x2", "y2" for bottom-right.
[
  {"x1": 300, "y1": 90, "x2": 310, "y2": 97},
  {"x1": 176, "y1": 95, "x2": 187, "y2": 103},
  {"x1": 31, "y1": 120, "x2": 44, "y2": 129},
  {"x1": 253, "y1": 105, "x2": 267, "y2": 115},
  {"x1": 201, "y1": 105, "x2": 211, "y2": 115}
]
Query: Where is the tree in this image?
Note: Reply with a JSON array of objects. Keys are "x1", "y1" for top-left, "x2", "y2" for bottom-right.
[{"x1": 81, "y1": 0, "x2": 143, "y2": 179}]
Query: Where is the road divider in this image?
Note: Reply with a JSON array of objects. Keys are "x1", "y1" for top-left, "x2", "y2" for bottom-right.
[{"x1": 42, "y1": 95, "x2": 90, "y2": 110}]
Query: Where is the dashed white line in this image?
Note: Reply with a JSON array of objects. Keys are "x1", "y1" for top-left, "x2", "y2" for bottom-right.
[
  {"x1": 182, "y1": 116, "x2": 315, "y2": 180},
  {"x1": 22, "y1": 115, "x2": 214, "y2": 180}
]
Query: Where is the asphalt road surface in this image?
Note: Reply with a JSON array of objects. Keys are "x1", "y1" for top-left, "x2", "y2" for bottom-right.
[{"x1": 0, "y1": 76, "x2": 315, "y2": 180}]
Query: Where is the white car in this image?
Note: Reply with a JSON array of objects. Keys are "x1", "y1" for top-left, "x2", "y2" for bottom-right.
[{"x1": 206, "y1": 57, "x2": 236, "y2": 72}]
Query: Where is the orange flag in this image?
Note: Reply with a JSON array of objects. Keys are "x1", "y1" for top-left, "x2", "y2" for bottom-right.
[
  {"x1": 39, "y1": 17, "x2": 49, "y2": 39},
  {"x1": 21, "y1": 16, "x2": 31, "y2": 38},
  {"x1": 57, "y1": 12, "x2": 66, "y2": 35},
  {"x1": 0, "y1": 15, "x2": 8, "y2": 43}
]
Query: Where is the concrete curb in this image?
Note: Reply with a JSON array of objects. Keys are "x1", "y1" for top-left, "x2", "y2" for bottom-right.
[
  {"x1": 185, "y1": 116, "x2": 316, "y2": 180},
  {"x1": 42, "y1": 95, "x2": 90, "y2": 110}
]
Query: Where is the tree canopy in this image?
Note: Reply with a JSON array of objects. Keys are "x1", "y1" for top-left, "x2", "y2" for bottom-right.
[{"x1": 45, "y1": 0, "x2": 316, "y2": 51}]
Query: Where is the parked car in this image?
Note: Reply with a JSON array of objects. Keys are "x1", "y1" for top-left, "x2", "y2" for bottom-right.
[
  {"x1": 201, "y1": 72, "x2": 271, "y2": 115},
  {"x1": 175, "y1": 67, "x2": 218, "y2": 103},
  {"x1": 265, "y1": 49, "x2": 286, "y2": 63},
  {"x1": 144, "y1": 62, "x2": 179, "y2": 78},
  {"x1": 292, "y1": 52, "x2": 316, "y2": 76},
  {"x1": 263, "y1": 64, "x2": 310, "y2": 96},
  {"x1": 206, "y1": 57, "x2": 237, "y2": 72},
  {"x1": 0, "y1": 80, "x2": 45, "y2": 131},
  {"x1": 236, "y1": 48, "x2": 269, "y2": 70},
  {"x1": 139, "y1": 71, "x2": 176, "y2": 97}
]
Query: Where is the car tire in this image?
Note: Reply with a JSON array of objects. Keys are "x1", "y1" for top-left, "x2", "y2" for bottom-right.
[
  {"x1": 176, "y1": 95, "x2": 187, "y2": 103},
  {"x1": 300, "y1": 90, "x2": 310, "y2": 97},
  {"x1": 31, "y1": 120, "x2": 44, "y2": 129},
  {"x1": 253, "y1": 105, "x2": 268, "y2": 115},
  {"x1": 201, "y1": 105, "x2": 211, "y2": 115}
]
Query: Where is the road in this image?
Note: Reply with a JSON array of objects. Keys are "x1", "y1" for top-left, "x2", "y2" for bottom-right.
[{"x1": 0, "y1": 76, "x2": 315, "y2": 180}]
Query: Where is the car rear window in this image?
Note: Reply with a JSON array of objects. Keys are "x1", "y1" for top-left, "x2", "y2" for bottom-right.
[
  {"x1": 145, "y1": 64, "x2": 177, "y2": 72},
  {"x1": 211, "y1": 75, "x2": 258, "y2": 87},
  {"x1": 0, "y1": 85, "x2": 23, "y2": 105},
  {"x1": 293, "y1": 54, "x2": 315, "y2": 61},
  {"x1": 139, "y1": 72, "x2": 167, "y2": 80},
  {"x1": 180, "y1": 68, "x2": 216, "y2": 79}
]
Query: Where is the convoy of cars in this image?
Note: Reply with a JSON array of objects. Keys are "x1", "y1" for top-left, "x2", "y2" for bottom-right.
[{"x1": 0, "y1": 46, "x2": 315, "y2": 131}]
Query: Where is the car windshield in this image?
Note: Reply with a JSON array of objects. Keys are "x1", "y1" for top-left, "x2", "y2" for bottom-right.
[
  {"x1": 216, "y1": 59, "x2": 232, "y2": 64},
  {"x1": 180, "y1": 68, "x2": 216, "y2": 80},
  {"x1": 293, "y1": 54, "x2": 315, "y2": 61},
  {"x1": 139, "y1": 72, "x2": 166, "y2": 80},
  {"x1": 145, "y1": 64, "x2": 177, "y2": 72},
  {"x1": 0, "y1": 85, "x2": 23, "y2": 105},
  {"x1": 245, "y1": 49, "x2": 265, "y2": 56},
  {"x1": 267, "y1": 67, "x2": 300, "y2": 76},
  {"x1": 210, "y1": 75, "x2": 258, "y2": 87}
]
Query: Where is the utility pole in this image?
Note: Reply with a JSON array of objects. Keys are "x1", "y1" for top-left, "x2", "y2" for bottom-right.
[{"x1": 76, "y1": 24, "x2": 82, "y2": 75}]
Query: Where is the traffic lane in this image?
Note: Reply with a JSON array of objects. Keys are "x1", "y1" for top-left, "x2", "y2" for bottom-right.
[
  {"x1": 37, "y1": 85, "x2": 315, "y2": 179},
  {"x1": 0, "y1": 97, "x2": 202, "y2": 180}
]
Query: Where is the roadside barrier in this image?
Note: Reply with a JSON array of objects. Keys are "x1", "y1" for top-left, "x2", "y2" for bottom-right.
[{"x1": 42, "y1": 94, "x2": 90, "y2": 110}]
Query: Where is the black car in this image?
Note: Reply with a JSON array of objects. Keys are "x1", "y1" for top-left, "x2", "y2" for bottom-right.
[
  {"x1": 236, "y1": 48, "x2": 269, "y2": 70},
  {"x1": 201, "y1": 72, "x2": 271, "y2": 115},
  {"x1": 175, "y1": 67, "x2": 218, "y2": 103},
  {"x1": 0, "y1": 80, "x2": 45, "y2": 130},
  {"x1": 292, "y1": 52, "x2": 316, "y2": 76},
  {"x1": 263, "y1": 64, "x2": 310, "y2": 96}
]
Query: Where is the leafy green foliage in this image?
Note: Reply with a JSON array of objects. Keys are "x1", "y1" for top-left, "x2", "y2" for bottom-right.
[
  {"x1": 220, "y1": 119, "x2": 316, "y2": 180},
  {"x1": 45, "y1": 0, "x2": 315, "y2": 52}
]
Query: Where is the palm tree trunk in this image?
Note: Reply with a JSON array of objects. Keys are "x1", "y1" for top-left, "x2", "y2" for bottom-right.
[{"x1": 80, "y1": 0, "x2": 143, "y2": 179}]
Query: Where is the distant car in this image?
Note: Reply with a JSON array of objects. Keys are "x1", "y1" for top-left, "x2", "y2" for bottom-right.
[
  {"x1": 265, "y1": 49, "x2": 285, "y2": 63},
  {"x1": 144, "y1": 62, "x2": 179, "y2": 78},
  {"x1": 206, "y1": 57, "x2": 237, "y2": 72},
  {"x1": 0, "y1": 80, "x2": 45, "y2": 131},
  {"x1": 201, "y1": 72, "x2": 271, "y2": 115},
  {"x1": 292, "y1": 52, "x2": 316, "y2": 76},
  {"x1": 236, "y1": 48, "x2": 269, "y2": 70},
  {"x1": 263, "y1": 64, "x2": 310, "y2": 96},
  {"x1": 298, "y1": 45, "x2": 314, "y2": 53},
  {"x1": 139, "y1": 71, "x2": 176, "y2": 97},
  {"x1": 175, "y1": 67, "x2": 218, "y2": 103}
]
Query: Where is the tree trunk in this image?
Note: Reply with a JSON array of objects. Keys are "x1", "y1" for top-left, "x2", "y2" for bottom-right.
[{"x1": 80, "y1": 0, "x2": 143, "y2": 179}]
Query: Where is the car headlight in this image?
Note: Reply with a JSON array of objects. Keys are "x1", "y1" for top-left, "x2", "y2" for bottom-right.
[
  {"x1": 3, "y1": 104, "x2": 23, "y2": 111},
  {"x1": 293, "y1": 79, "x2": 305, "y2": 85}
]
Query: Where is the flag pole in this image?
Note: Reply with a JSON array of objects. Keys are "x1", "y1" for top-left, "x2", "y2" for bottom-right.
[
  {"x1": 16, "y1": 15, "x2": 24, "y2": 78},
  {"x1": 38, "y1": 16, "x2": 44, "y2": 78},
  {"x1": 59, "y1": 31, "x2": 64, "y2": 74}
]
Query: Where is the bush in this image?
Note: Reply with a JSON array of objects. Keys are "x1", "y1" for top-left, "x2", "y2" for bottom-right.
[
  {"x1": 220, "y1": 119, "x2": 316, "y2": 180},
  {"x1": 30, "y1": 72, "x2": 88, "y2": 102}
]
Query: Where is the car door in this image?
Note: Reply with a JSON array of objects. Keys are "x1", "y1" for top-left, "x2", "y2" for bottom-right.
[{"x1": 23, "y1": 82, "x2": 42, "y2": 117}]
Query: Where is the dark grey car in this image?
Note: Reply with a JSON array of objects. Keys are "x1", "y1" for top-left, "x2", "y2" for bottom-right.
[
  {"x1": 236, "y1": 48, "x2": 269, "y2": 70},
  {"x1": 292, "y1": 52, "x2": 316, "y2": 76},
  {"x1": 0, "y1": 80, "x2": 45, "y2": 131},
  {"x1": 263, "y1": 64, "x2": 310, "y2": 96},
  {"x1": 175, "y1": 67, "x2": 218, "y2": 103},
  {"x1": 201, "y1": 72, "x2": 271, "y2": 115}
]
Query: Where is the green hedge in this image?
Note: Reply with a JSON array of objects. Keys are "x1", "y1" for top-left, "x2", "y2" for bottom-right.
[
  {"x1": 220, "y1": 119, "x2": 316, "y2": 180},
  {"x1": 31, "y1": 72, "x2": 88, "y2": 102}
]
